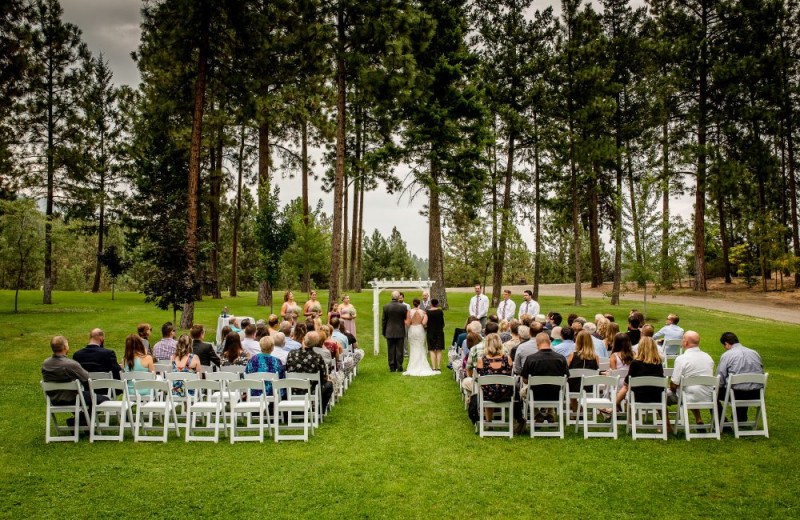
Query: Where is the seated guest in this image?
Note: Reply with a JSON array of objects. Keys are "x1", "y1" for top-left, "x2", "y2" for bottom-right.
[
  {"x1": 653, "y1": 313, "x2": 684, "y2": 343},
  {"x1": 312, "y1": 327, "x2": 334, "y2": 367},
  {"x1": 228, "y1": 317, "x2": 241, "y2": 332},
  {"x1": 271, "y1": 332, "x2": 289, "y2": 365},
  {"x1": 267, "y1": 315, "x2": 280, "y2": 336},
  {"x1": 511, "y1": 326, "x2": 535, "y2": 374},
  {"x1": 583, "y1": 322, "x2": 609, "y2": 359},
  {"x1": 610, "y1": 333, "x2": 634, "y2": 371},
  {"x1": 459, "y1": 332, "x2": 485, "y2": 398},
  {"x1": 455, "y1": 316, "x2": 479, "y2": 350},
  {"x1": 221, "y1": 332, "x2": 250, "y2": 366},
  {"x1": 640, "y1": 324, "x2": 665, "y2": 361},
  {"x1": 286, "y1": 331, "x2": 334, "y2": 412},
  {"x1": 217, "y1": 326, "x2": 232, "y2": 352},
  {"x1": 550, "y1": 327, "x2": 563, "y2": 347},
  {"x1": 286, "y1": 323, "x2": 305, "y2": 351},
  {"x1": 339, "y1": 320, "x2": 357, "y2": 351},
  {"x1": 152, "y1": 322, "x2": 177, "y2": 361},
  {"x1": 521, "y1": 332, "x2": 569, "y2": 426},
  {"x1": 604, "y1": 313, "x2": 615, "y2": 323},
  {"x1": 171, "y1": 334, "x2": 201, "y2": 397},
  {"x1": 668, "y1": 331, "x2": 715, "y2": 428},
  {"x1": 520, "y1": 314, "x2": 534, "y2": 328},
  {"x1": 503, "y1": 320, "x2": 520, "y2": 354},
  {"x1": 626, "y1": 316, "x2": 641, "y2": 346},
  {"x1": 122, "y1": 334, "x2": 155, "y2": 396},
  {"x1": 42, "y1": 335, "x2": 108, "y2": 426},
  {"x1": 567, "y1": 313, "x2": 578, "y2": 327},
  {"x1": 466, "y1": 322, "x2": 501, "y2": 375},
  {"x1": 462, "y1": 320, "x2": 483, "y2": 359},
  {"x1": 240, "y1": 324, "x2": 261, "y2": 358},
  {"x1": 255, "y1": 323, "x2": 269, "y2": 340},
  {"x1": 529, "y1": 321, "x2": 544, "y2": 338},
  {"x1": 475, "y1": 333, "x2": 514, "y2": 422},
  {"x1": 546, "y1": 312, "x2": 562, "y2": 332},
  {"x1": 73, "y1": 328, "x2": 121, "y2": 379},
  {"x1": 278, "y1": 321, "x2": 293, "y2": 342},
  {"x1": 320, "y1": 325, "x2": 342, "y2": 367},
  {"x1": 498, "y1": 320, "x2": 511, "y2": 343},
  {"x1": 602, "y1": 337, "x2": 666, "y2": 422},
  {"x1": 244, "y1": 335, "x2": 286, "y2": 398},
  {"x1": 137, "y1": 323, "x2": 152, "y2": 355},
  {"x1": 567, "y1": 331, "x2": 600, "y2": 394},
  {"x1": 552, "y1": 326, "x2": 576, "y2": 360},
  {"x1": 595, "y1": 317, "x2": 610, "y2": 340},
  {"x1": 190, "y1": 324, "x2": 221, "y2": 367},
  {"x1": 604, "y1": 322, "x2": 620, "y2": 352},
  {"x1": 329, "y1": 317, "x2": 350, "y2": 352},
  {"x1": 716, "y1": 332, "x2": 764, "y2": 426}
]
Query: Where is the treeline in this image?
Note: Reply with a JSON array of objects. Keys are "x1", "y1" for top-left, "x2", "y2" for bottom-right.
[{"x1": 2, "y1": 0, "x2": 799, "y2": 322}]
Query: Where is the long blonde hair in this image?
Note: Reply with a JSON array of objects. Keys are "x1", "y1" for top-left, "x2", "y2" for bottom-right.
[
  {"x1": 575, "y1": 331, "x2": 595, "y2": 360},
  {"x1": 605, "y1": 322, "x2": 620, "y2": 345},
  {"x1": 174, "y1": 334, "x2": 193, "y2": 359},
  {"x1": 636, "y1": 337, "x2": 661, "y2": 365},
  {"x1": 484, "y1": 333, "x2": 503, "y2": 357}
]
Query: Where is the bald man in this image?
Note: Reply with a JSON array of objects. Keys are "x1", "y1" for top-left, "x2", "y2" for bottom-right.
[
  {"x1": 72, "y1": 328, "x2": 121, "y2": 379},
  {"x1": 668, "y1": 330, "x2": 714, "y2": 427}
]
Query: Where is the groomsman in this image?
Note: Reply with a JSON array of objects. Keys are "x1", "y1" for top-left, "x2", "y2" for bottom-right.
[
  {"x1": 469, "y1": 285, "x2": 490, "y2": 329},
  {"x1": 496, "y1": 289, "x2": 516, "y2": 322},
  {"x1": 518, "y1": 290, "x2": 540, "y2": 319}
]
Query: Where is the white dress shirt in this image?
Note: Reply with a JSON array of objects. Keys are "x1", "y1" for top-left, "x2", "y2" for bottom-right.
[
  {"x1": 469, "y1": 294, "x2": 490, "y2": 319},
  {"x1": 672, "y1": 347, "x2": 715, "y2": 403},
  {"x1": 496, "y1": 298, "x2": 516, "y2": 321},
  {"x1": 241, "y1": 337, "x2": 261, "y2": 357},
  {"x1": 518, "y1": 299, "x2": 540, "y2": 319}
]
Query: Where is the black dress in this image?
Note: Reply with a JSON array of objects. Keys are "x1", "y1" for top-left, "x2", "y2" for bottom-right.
[
  {"x1": 567, "y1": 354, "x2": 599, "y2": 392},
  {"x1": 625, "y1": 361, "x2": 665, "y2": 403},
  {"x1": 425, "y1": 309, "x2": 445, "y2": 351}
]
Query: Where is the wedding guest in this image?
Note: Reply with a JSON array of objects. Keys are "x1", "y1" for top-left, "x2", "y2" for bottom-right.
[
  {"x1": 455, "y1": 316, "x2": 479, "y2": 354},
  {"x1": 339, "y1": 294, "x2": 357, "y2": 336},
  {"x1": 281, "y1": 291, "x2": 300, "y2": 325},
  {"x1": 668, "y1": 331, "x2": 715, "y2": 428},
  {"x1": 123, "y1": 334, "x2": 155, "y2": 396},
  {"x1": 171, "y1": 334, "x2": 200, "y2": 397},
  {"x1": 190, "y1": 324, "x2": 220, "y2": 367},
  {"x1": 640, "y1": 324, "x2": 665, "y2": 360},
  {"x1": 475, "y1": 333, "x2": 514, "y2": 422},
  {"x1": 152, "y1": 322, "x2": 177, "y2": 362},
  {"x1": 459, "y1": 332, "x2": 484, "y2": 397},
  {"x1": 73, "y1": 328, "x2": 121, "y2": 379},
  {"x1": 503, "y1": 319, "x2": 521, "y2": 354},
  {"x1": 626, "y1": 316, "x2": 642, "y2": 345},
  {"x1": 339, "y1": 320, "x2": 358, "y2": 352},
  {"x1": 288, "y1": 323, "x2": 306, "y2": 351},
  {"x1": 286, "y1": 331, "x2": 333, "y2": 413},
  {"x1": 137, "y1": 323, "x2": 152, "y2": 355},
  {"x1": 550, "y1": 327, "x2": 563, "y2": 348},
  {"x1": 583, "y1": 322, "x2": 609, "y2": 359},
  {"x1": 426, "y1": 298, "x2": 445, "y2": 371},
  {"x1": 620, "y1": 337, "x2": 665, "y2": 412},
  {"x1": 228, "y1": 317, "x2": 241, "y2": 333},
  {"x1": 329, "y1": 317, "x2": 350, "y2": 352},
  {"x1": 319, "y1": 325, "x2": 342, "y2": 368},
  {"x1": 218, "y1": 326, "x2": 232, "y2": 351},
  {"x1": 610, "y1": 333, "x2": 634, "y2": 371},
  {"x1": 268, "y1": 315, "x2": 280, "y2": 336},
  {"x1": 43, "y1": 335, "x2": 106, "y2": 426},
  {"x1": 303, "y1": 290, "x2": 322, "y2": 321},
  {"x1": 511, "y1": 326, "x2": 535, "y2": 374},
  {"x1": 244, "y1": 335, "x2": 285, "y2": 398},
  {"x1": 240, "y1": 324, "x2": 261, "y2": 357},
  {"x1": 553, "y1": 326, "x2": 576, "y2": 360},
  {"x1": 567, "y1": 313, "x2": 578, "y2": 327},
  {"x1": 255, "y1": 323, "x2": 269, "y2": 340},
  {"x1": 221, "y1": 332, "x2": 249, "y2": 366},
  {"x1": 498, "y1": 320, "x2": 511, "y2": 343},
  {"x1": 521, "y1": 332, "x2": 569, "y2": 427},
  {"x1": 604, "y1": 313, "x2": 615, "y2": 323},
  {"x1": 271, "y1": 332, "x2": 289, "y2": 365},
  {"x1": 567, "y1": 332, "x2": 600, "y2": 393},
  {"x1": 717, "y1": 332, "x2": 764, "y2": 426},
  {"x1": 604, "y1": 322, "x2": 620, "y2": 351},
  {"x1": 653, "y1": 313, "x2": 684, "y2": 343}
]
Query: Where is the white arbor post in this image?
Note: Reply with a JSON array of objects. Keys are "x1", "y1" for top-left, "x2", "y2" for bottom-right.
[{"x1": 369, "y1": 279, "x2": 435, "y2": 356}]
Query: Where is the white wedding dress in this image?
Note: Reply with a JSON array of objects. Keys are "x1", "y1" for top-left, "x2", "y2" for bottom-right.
[{"x1": 403, "y1": 309, "x2": 436, "y2": 377}]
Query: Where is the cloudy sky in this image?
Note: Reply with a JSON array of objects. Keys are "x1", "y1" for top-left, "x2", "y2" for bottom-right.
[{"x1": 61, "y1": 0, "x2": 685, "y2": 259}]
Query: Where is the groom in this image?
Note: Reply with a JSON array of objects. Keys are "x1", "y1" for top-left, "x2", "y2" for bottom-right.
[{"x1": 382, "y1": 290, "x2": 407, "y2": 372}]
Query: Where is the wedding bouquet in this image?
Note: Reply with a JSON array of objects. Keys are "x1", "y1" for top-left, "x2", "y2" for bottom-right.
[
  {"x1": 291, "y1": 304, "x2": 302, "y2": 316},
  {"x1": 308, "y1": 303, "x2": 322, "y2": 314}
]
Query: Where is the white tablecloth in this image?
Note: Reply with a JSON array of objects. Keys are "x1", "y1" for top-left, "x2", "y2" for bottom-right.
[{"x1": 216, "y1": 315, "x2": 253, "y2": 345}]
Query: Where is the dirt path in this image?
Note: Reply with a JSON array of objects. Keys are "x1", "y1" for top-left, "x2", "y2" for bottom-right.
[{"x1": 447, "y1": 283, "x2": 800, "y2": 325}]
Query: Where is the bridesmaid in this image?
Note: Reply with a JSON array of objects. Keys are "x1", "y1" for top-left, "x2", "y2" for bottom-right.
[
  {"x1": 303, "y1": 290, "x2": 323, "y2": 322},
  {"x1": 281, "y1": 291, "x2": 300, "y2": 326},
  {"x1": 339, "y1": 294, "x2": 357, "y2": 337}
]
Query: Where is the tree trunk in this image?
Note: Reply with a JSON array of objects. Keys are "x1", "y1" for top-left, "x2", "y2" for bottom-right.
[
  {"x1": 589, "y1": 162, "x2": 602, "y2": 288},
  {"x1": 342, "y1": 172, "x2": 349, "y2": 291},
  {"x1": 301, "y1": 119, "x2": 310, "y2": 293},
  {"x1": 611, "y1": 108, "x2": 623, "y2": 305},
  {"x1": 231, "y1": 125, "x2": 244, "y2": 297},
  {"x1": 661, "y1": 121, "x2": 671, "y2": 286},
  {"x1": 181, "y1": 8, "x2": 210, "y2": 330},
  {"x1": 628, "y1": 156, "x2": 642, "y2": 267},
  {"x1": 693, "y1": 0, "x2": 709, "y2": 292},
  {"x1": 781, "y1": 29, "x2": 800, "y2": 288},
  {"x1": 570, "y1": 123, "x2": 581, "y2": 306},
  {"x1": 257, "y1": 119, "x2": 271, "y2": 307},
  {"x1": 533, "y1": 113, "x2": 541, "y2": 300},
  {"x1": 356, "y1": 179, "x2": 364, "y2": 292},
  {"x1": 429, "y1": 164, "x2": 448, "y2": 310},
  {"x1": 349, "y1": 176, "x2": 359, "y2": 290},
  {"x1": 91, "y1": 161, "x2": 105, "y2": 293},
  {"x1": 209, "y1": 124, "x2": 223, "y2": 299},
  {"x1": 329, "y1": 6, "x2": 346, "y2": 307},
  {"x1": 489, "y1": 133, "x2": 498, "y2": 293},
  {"x1": 44, "y1": 46, "x2": 54, "y2": 305},
  {"x1": 492, "y1": 133, "x2": 514, "y2": 306}
]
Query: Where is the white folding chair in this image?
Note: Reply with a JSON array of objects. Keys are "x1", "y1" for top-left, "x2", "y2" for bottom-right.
[
  {"x1": 475, "y1": 375, "x2": 516, "y2": 438},
  {"x1": 527, "y1": 376, "x2": 567, "y2": 439},
  {"x1": 243, "y1": 371, "x2": 279, "y2": 409},
  {"x1": 663, "y1": 340, "x2": 683, "y2": 367},
  {"x1": 675, "y1": 375, "x2": 720, "y2": 440},
  {"x1": 273, "y1": 379, "x2": 313, "y2": 441},
  {"x1": 663, "y1": 368, "x2": 674, "y2": 378},
  {"x1": 286, "y1": 372, "x2": 323, "y2": 427},
  {"x1": 219, "y1": 365, "x2": 246, "y2": 375},
  {"x1": 627, "y1": 376, "x2": 669, "y2": 440},
  {"x1": 228, "y1": 380, "x2": 269, "y2": 443},
  {"x1": 565, "y1": 369, "x2": 598, "y2": 426},
  {"x1": 165, "y1": 372, "x2": 200, "y2": 426},
  {"x1": 610, "y1": 368, "x2": 630, "y2": 421},
  {"x1": 720, "y1": 373, "x2": 768, "y2": 438},
  {"x1": 40, "y1": 381, "x2": 88, "y2": 443},
  {"x1": 206, "y1": 372, "x2": 240, "y2": 421},
  {"x1": 598, "y1": 360, "x2": 610, "y2": 372},
  {"x1": 133, "y1": 380, "x2": 180, "y2": 442},
  {"x1": 89, "y1": 379, "x2": 133, "y2": 442},
  {"x1": 576, "y1": 375, "x2": 620, "y2": 439},
  {"x1": 153, "y1": 362, "x2": 172, "y2": 375},
  {"x1": 200, "y1": 364, "x2": 216, "y2": 376},
  {"x1": 184, "y1": 380, "x2": 224, "y2": 442}
]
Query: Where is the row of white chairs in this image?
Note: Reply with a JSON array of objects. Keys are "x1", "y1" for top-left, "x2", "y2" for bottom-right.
[
  {"x1": 469, "y1": 371, "x2": 768, "y2": 441},
  {"x1": 41, "y1": 370, "x2": 333, "y2": 444}
]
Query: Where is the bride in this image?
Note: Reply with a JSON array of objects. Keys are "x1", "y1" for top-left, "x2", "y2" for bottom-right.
[{"x1": 403, "y1": 298, "x2": 436, "y2": 377}]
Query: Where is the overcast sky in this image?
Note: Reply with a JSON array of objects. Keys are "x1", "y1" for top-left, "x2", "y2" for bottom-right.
[{"x1": 61, "y1": 0, "x2": 686, "y2": 259}]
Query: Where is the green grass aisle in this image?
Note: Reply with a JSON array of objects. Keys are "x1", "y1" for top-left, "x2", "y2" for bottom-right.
[{"x1": 1, "y1": 289, "x2": 799, "y2": 518}]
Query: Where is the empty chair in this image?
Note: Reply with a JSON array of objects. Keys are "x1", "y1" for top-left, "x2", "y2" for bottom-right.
[
  {"x1": 675, "y1": 375, "x2": 720, "y2": 441},
  {"x1": 228, "y1": 380, "x2": 269, "y2": 443},
  {"x1": 627, "y1": 376, "x2": 669, "y2": 441},
  {"x1": 184, "y1": 380, "x2": 224, "y2": 443},
  {"x1": 663, "y1": 339, "x2": 683, "y2": 367},
  {"x1": 133, "y1": 380, "x2": 179, "y2": 442},
  {"x1": 88, "y1": 379, "x2": 133, "y2": 442},
  {"x1": 475, "y1": 375, "x2": 516, "y2": 438},
  {"x1": 273, "y1": 379, "x2": 313, "y2": 441},
  {"x1": 576, "y1": 375, "x2": 620, "y2": 439},
  {"x1": 527, "y1": 376, "x2": 567, "y2": 439},
  {"x1": 40, "y1": 381, "x2": 88, "y2": 443},
  {"x1": 720, "y1": 373, "x2": 768, "y2": 438}
]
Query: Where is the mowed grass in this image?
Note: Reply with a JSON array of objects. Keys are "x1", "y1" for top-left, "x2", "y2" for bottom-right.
[{"x1": 0, "y1": 289, "x2": 798, "y2": 519}]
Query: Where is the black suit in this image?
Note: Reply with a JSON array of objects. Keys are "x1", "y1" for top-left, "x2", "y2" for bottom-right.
[
  {"x1": 192, "y1": 340, "x2": 220, "y2": 367},
  {"x1": 73, "y1": 344, "x2": 121, "y2": 379},
  {"x1": 382, "y1": 300, "x2": 408, "y2": 371}
]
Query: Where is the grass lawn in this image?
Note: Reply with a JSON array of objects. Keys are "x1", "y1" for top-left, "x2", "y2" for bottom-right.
[{"x1": 0, "y1": 289, "x2": 797, "y2": 519}]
